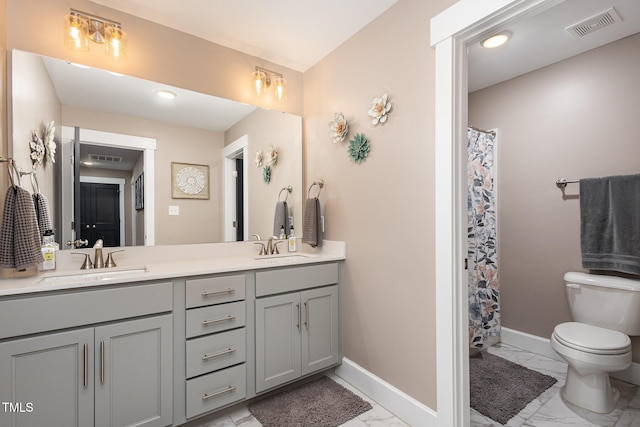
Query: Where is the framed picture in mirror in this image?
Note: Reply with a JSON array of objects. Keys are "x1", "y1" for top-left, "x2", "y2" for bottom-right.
[{"x1": 171, "y1": 162, "x2": 210, "y2": 200}]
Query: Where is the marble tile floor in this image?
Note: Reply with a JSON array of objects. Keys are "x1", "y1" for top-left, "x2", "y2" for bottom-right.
[
  {"x1": 472, "y1": 343, "x2": 640, "y2": 427},
  {"x1": 184, "y1": 373, "x2": 409, "y2": 427}
]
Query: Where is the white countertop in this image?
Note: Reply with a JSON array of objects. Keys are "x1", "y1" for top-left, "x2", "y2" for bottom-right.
[{"x1": 0, "y1": 240, "x2": 345, "y2": 297}]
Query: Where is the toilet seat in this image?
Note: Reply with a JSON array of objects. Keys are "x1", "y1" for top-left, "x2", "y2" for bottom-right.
[{"x1": 553, "y1": 322, "x2": 631, "y2": 355}]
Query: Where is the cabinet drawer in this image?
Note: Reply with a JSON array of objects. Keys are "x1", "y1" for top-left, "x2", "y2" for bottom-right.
[
  {"x1": 186, "y1": 301, "x2": 245, "y2": 338},
  {"x1": 0, "y1": 282, "x2": 173, "y2": 340},
  {"x1": 256, "y1": 263, "x2": 338, "y2": 297},
  {"x1": 186, "y1": 328, "x2": 246, "y2": 379},
  {"x1": 186, "y1": 274, "x2": 246, "y2": 308},
  {"x1": 186, "y1": 364, "x2": 246, "y2": 419}
]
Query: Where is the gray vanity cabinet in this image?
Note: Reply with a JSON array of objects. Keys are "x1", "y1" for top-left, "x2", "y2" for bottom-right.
[
  {"x1": 0, "y1": 281, "x2": 173, "y2": 427},
  {"x1": 0, "y1": 328, "x2": 94, "y2": 427},
  {"x1": 255, "y1": 263, "x2": 340, "y2": 393}
]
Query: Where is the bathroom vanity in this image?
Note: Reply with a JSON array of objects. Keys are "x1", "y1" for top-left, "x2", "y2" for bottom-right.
[{"x1": 0, "y1": 241, "x2": 345, "y2": 427}]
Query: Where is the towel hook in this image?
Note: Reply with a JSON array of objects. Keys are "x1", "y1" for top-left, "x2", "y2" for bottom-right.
[
  {"x1": 278, "y1": 185, "x2": 292, "y2": 202},
  {"x1": 7, "y1": 159, "x2": 21, "y2": 188},
  {"x1": 307, "y1": 179, "x2": 324, "y2": 198},
  {"x1": 18, "y1": 169, "x2": 40, "y2": 194}
]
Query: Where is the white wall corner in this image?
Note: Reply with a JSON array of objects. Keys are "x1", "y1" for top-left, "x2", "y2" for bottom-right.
[{"x1": 335, "y1": 358, "x2": 437, "y2": 427}]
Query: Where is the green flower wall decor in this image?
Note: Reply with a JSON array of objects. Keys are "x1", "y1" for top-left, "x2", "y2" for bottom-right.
[
  {"x1": 262, "y1": 165, "x2": 271, "y2": 183},
  {"x1": 348, "y1": 133, "x2": 370, "y2": 164}
]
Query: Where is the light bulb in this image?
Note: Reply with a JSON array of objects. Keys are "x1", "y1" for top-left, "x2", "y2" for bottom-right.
[
  {"x1": 252, "y1": 69, "x2": 268, "y2": 96},
  {"x1": 105, "y1": 25, "x2": 127, "y2": 60},
  {"x1": 64, "y1": 14, "x2": 89, "y2": 51},
  {"x1": 273, "y1": 76, "x2": 287, "y2": 102}
]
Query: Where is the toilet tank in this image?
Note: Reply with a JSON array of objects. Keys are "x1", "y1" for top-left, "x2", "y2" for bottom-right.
[{"x1": 564, "y1": 272, "x2": 640, "y2": 335}]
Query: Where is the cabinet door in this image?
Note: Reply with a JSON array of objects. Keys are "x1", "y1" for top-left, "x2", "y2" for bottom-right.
[
  {"x1": 301, "y1": 285, "x2": 340, "y2": 375},
  {"x1": 255, "y1": 293, "x2": 301, "y2": 393},
  {"x1": 0, "y1": 328, "x2": 94, "y2": 427},
  {"x1": 94, "y1": 315, "x2": 173, "y2": 427}
]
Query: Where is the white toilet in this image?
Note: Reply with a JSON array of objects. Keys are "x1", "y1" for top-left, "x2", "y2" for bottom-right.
[{"x1": 551, "y1": 272, "x2": 640, "y2": 413}]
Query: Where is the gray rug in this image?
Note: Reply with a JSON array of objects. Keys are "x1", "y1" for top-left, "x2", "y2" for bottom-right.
[
  {"x1": 469, "y1": 351, "x2": 557, "y2": 424},
  {"x1": 248, "y1": 376, "x2": 372, "y2": 427}
]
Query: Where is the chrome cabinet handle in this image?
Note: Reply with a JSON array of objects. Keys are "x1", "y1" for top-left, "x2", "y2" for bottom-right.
[
  {"x1": 296, "y1": 303, "x2": 301, "y2": 331},
  {"x1": 100, "y1": 340, "x2": 105, "y2": 384},
  {"x1": 202, "y1": 385, "x2": 236, "y2": 401},
  {"x1": 202, "y1": 348, "x2": 236, "y2": 361},
  {"x1": 201, "y1": 288, "x2": 235, "y2": 297},
  {"x1": 83, "y1": 344, "x2": 88, "y2": 388},
  {"x1": 304, "y1": 301, "x2": 309, "y2": 329},
  {"x1": 202, "y1": 315, "x2": 235, "y2": 326}
]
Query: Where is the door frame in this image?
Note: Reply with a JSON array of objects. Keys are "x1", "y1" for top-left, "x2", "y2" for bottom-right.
[
  {"x1": 61, "y1": 127, "x2": 156, "y2": 246},
  {"x1": 223, "y1": 135, "x2": 249, "y2": 241},
  {"x1": 80, "y1": 176, "x2": 125, "y2": 246},
  {"x1": 430, "y1": 0, "x2": 563, "y2": 425}
]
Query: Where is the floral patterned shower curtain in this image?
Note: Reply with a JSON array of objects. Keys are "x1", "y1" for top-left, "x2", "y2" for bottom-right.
[{"x1": 467, "y1": 127, "x2": 500, "y2": 348}]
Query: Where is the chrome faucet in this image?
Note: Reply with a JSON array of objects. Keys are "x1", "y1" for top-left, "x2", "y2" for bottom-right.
[{"x1": 254, "y1": 237, "x2": 283, "y2": 256}]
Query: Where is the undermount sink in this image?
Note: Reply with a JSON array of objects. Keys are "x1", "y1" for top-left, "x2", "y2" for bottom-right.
[{"x1": 38, "y1": 267, "x2": 148, "y2": 284}]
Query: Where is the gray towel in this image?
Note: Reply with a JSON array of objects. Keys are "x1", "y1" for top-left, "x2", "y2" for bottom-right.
[
  {"x1": 273, "y1": 201, "x2": 290, "y2": 237},
  {"x1": 0, "y1": 186, "x2": 45, "y2": 270},
  {"x1": 33, "y1": 193, "x2": 53, "y2": 238},
  {"x1": 302, "y1": 197, "x2": 322, "y2": 248},
  {"x1": 580, "y1": 174, "x2": 640, "y2": 275}
]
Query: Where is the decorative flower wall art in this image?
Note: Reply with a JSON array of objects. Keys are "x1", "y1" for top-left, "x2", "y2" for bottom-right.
[
  {"x1": 328, "y1": 112, "x2": 349, "y2": 143},
  {"x1": 262, "y1": 165, "x2": 271, "y2": 183},
  {"x1": 348, "y1": 133, "x2": 370, "y2": 164},
  {"x1": 255, "y1": 150, "x2": 263, "y2": 168},
  {"x1": 265, "y1": 144, "x2": 278, "y2": 166},
  {"x1": 29, "y1": 120, "x2": 57, "y2": 168},
  {"x1": 367, "y1": 93, "x2": 391, "y2": 125}
]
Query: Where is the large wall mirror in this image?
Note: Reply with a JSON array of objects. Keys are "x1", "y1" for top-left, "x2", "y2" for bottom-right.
[{"x1": 10, "y1": 49, "x2": 302, "y2": 249}]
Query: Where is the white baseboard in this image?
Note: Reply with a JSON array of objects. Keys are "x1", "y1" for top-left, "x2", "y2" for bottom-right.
[
  {"x1": 501, "y1": 327, "x2": 640, "y2": 386},
  {"x1": 335, "y1": 358, "x2": 437, "y2": 427}
]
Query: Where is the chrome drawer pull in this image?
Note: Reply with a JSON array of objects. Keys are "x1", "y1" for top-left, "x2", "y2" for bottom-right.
[
  {"x1": 201, "y1": 288, "x2": 235, "y2": 297},
  {"x1": 202, "y1": 385, "x2": 236, "y2": 401},
  {"x1": 202, "y1": 348, "x2": 236, "y2": 361},
  {"x1": 202, "y1": 315, "x2": 236, "y2": 326}
]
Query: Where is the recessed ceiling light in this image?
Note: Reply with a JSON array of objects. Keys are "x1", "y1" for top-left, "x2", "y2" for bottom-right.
[
  {"x1": 68, "y1": 62, "x2": 91, "y2": 69},
  {"x1": 481, "y1": 32, "x2": 511, "y2": 48},
  {"x1": 156, "y1": 89, "x2": 177, "y2": 99},
  {"x1": 82, "y1": 160, "x2": 94, "y2": 166}
]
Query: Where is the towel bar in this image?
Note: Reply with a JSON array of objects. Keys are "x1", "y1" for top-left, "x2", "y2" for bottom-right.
[{"x1": 556, "y1": 178, "x2": 579, "y2": 189}]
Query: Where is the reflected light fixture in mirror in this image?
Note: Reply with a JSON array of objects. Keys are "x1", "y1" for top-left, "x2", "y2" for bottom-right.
[
  {"x1": 63, "y1": 9, "x2": 128, "y2": 60},
  {"x1": 481, "y1": 32, "x2": 511, "y2": 48},
  {"x1": 252, "y1": 66, "x2": 288, "y2": 102}
]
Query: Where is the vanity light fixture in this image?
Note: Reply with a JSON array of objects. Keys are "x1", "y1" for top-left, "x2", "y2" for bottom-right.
[
  {"x1": 63, "y1": 9, "x2": 128, "y2": 60},
  {"x1": 252, "y1": 66, "x2": 288, "y2": 102},
  {"x1": 481, "y1": 32, "x2": 511, "y2": 48}
]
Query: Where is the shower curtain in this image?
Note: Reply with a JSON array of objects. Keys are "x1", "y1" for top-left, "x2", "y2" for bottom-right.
[{"x1": 467, "y1": 127, "x2": 500, "y2": 348}]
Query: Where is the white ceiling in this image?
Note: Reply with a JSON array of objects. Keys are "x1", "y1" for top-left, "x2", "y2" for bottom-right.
[
  {"x1": 88, "y1": 0, "x2": 399, "y2": 72},
  {"x1": 468, "y1": 0, "x2": 640, "y2": 92}
]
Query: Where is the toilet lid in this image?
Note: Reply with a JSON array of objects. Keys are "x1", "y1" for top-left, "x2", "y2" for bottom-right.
[{"x1": 553, "y1": 322, "x2": 631, "y2": 355}]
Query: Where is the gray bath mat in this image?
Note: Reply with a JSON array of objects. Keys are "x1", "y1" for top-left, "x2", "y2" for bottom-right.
[
  {"x1": 248, "y1": 376, "x2": 372, "y2": 427},
  {"x1": 469, "y1": 352, "x2": 557, "y2": 424}
]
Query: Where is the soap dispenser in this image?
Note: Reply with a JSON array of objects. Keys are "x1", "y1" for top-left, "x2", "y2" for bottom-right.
[
  {"x1": 279, "y1": 225, "x2": 286, "y2": 240},
  {"x1": 288, "y1": 225, "x2": 297, "y2": 253}
]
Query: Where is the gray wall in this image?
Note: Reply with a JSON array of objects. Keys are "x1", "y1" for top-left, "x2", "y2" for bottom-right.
[{"x1": 469, "y1": 32, "x2": 640, "y2": 361}]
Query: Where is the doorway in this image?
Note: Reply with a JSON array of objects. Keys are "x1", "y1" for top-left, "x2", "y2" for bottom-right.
[
  {"x1": 223, "y1": 135, "x2": 249, "y2": 242},
  {"x1": 79, "y1": 177, "x2": 125, "y2": 247}
]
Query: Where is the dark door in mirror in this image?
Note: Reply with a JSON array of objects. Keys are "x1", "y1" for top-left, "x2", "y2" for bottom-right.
[{"x1": 80, "y1": 182, "x2": 120, "y2": 247}]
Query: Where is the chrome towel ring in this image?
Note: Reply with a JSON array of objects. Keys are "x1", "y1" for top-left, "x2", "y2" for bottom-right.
[
  {"x1": 307, "y1": 179, "x2": 324, "y2": 198},
  {"x1": 278, "y1": 185, "x2": 292, "y2": 202}
]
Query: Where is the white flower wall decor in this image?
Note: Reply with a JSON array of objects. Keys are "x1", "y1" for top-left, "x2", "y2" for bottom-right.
[
  {"x1": 367, "y1": 93, "x2": 392, "y2": 125},
  {"x1": 29, "y1": 120, "x2": 57, "y2": 168},
  {"x1": 328, "y1": 112, "x2": 349, "y2": 143},
  {"x1": 255, "y1": 151, "x2": 263, "y2": 168},
  {"x1": 266, "y1": 144, "x2": 278, "y2": 166},
  {"x1": 43, "y1": 121, "x2": 56, "y2": 165}
]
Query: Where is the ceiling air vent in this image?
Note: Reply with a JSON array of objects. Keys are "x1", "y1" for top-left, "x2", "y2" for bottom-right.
[
  {"x1": 89, "y1": 153, "x2": 123, "y2": 163},
  {"x1": 565, "y1": 7, "x2": 622, "y2": 39}
]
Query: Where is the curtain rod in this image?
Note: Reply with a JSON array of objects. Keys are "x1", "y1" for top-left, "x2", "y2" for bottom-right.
[{"x1": 468, "y1": 126, "x2": 496, "y2": 136}]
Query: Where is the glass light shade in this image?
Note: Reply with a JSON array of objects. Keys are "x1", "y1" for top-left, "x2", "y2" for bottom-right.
[
  {"x1": 104, "y1": 25, "x2": 128, "y2": 60},
  {"x1": 252, "y1": 69, "x2": 268, "y2": 96},
  {"x1": 64, "y1": 14, "x2": 89, "y2": 51},
  {"x1": 481, "y1": 33, "x2": 510, "y2": 48},
  {"x1": 273, "y1": 76, "x2": 287, "y2": 102}
]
